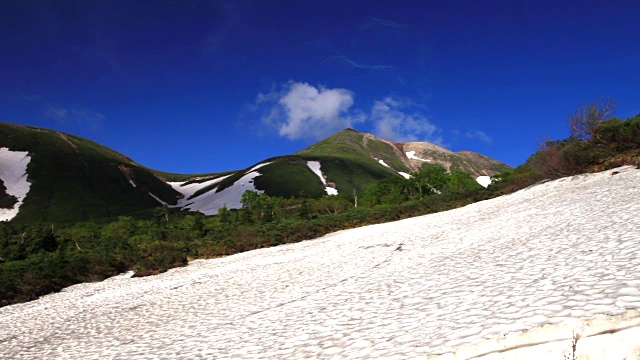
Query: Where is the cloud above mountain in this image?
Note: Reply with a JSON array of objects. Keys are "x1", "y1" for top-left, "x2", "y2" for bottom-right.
[
  {"x1": 257, "y1": 82, "x2": 440, "y2": 144},
  {"x1": 45, "y1": 105, "x2": 105, "y2": 130},
  {"x1": 371, "y1": 97, "x2": 441, "y2": 144},
  {"x1": 465, "y1": 130, "x2": 492, "y2": 144},
  {"x1": 258, "y1": 81, "x2": 364, "y2": 140}
]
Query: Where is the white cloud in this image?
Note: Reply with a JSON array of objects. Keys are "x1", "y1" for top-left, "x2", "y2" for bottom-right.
[
  {"x1": 465, "y1": 130, "x2": 492, "y2": 144},
  {"x1": 258, "y1": 81, "x2": 364, "y2": 140},
  {"x1": 371, "y1": 97, "x2": 441, "y2": 144}
]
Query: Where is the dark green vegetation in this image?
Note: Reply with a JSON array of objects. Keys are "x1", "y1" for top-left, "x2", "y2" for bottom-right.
[
  {"x1": 2, "y1": 103, "x2": 637, "y2": 307},
  {"x1": 0, "y1": 123, "x2": 185, "y2": 224},
  {"x1": 253, "y1": 157, "x2": 325, "y2": 198},
  {"x1": 0, "y1": 167, "x2": 493, "y2": 306},
  {"x1": 0, "y1": 124, "x2": 508, "y2": 225},
  {"x1": 494, "y1": 107, "x2": 640, "y2": 193},
  {"x1": 0, "y1": 179, "x2": 18, "y2": 209}
]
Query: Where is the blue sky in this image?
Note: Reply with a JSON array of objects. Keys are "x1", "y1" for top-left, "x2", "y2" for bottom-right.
[{"x1": 1, "y1": 1, "x2": 639, "y2": 174}]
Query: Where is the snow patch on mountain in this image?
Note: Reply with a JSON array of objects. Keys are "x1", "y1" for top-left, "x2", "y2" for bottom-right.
[
  {"x1": 476, "y1": 175, "x2": 492, "y2": 188},
  {"x1": 398, "y1": 172, "x2": 411, "y2": 179},
  {"x1": 307, "y1": 161, "x2": 338, "y2": 195},
  {"x1": 168, "y1": 175, "x2": 232, "y2": 206},
  {"x1": 168, "y1": 163, "x2": 273, "y2": 215},
  {"x1": 0, "y1": 148, "x2": 32, "y2": 221},
  {"x1": 378, "y1": 159, "x2": 390, "y2": 168},
  {"x1": 147, "y1": 192, "x2": 166, "y2": 205},
  {"x1": 182, "y1": 172, "x2": 264, "y2": 215},
  {"x1": 406, "y1": 150, "x2": 431, "y2": 162}
]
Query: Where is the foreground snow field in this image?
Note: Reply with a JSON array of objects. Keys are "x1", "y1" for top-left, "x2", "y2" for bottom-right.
[{"x1": 1, "y1": 167, "x2": 639, "y2": 359}]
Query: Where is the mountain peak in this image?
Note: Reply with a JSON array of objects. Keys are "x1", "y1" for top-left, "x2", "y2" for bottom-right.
[{"x1": 298, "y1": 128, "x2": 510, "y2": 177}]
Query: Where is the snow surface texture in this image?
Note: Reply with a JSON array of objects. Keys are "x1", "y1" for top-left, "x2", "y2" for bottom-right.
[
  {"x1": 307, "y1": 161, "x2": 338, "y2": 195},
  {"x1": 406, "y1": 150, "x2": 431, "y2": 162},
  {"x1": 0, "y1": 148, "x2": 31, "y2": 221},
  {"x1": 1, "y1": 166, "x2": 640, "y2": 359},
  {"x1": 168, "y1": 163, "x2": 271, "y2": 215}
]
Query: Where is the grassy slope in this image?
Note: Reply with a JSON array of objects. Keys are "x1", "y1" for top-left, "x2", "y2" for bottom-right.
[
  {"x1": 365, "y1": 138, "x2": 411, "y2": 173},
  {"x1": 253, "y1": 157, "x2": 326, "y2": 198},
  {"x1": 0, "y1": 124, "x2": 510, "y2": 223},
  {"x1": 296, "y1": 129, "x2": 400, "y2": 194},
  {"x1": 0, "y1": 123, "x2": 184, "y2": 224}
]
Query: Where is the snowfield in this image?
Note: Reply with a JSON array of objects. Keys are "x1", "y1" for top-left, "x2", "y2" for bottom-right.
[
  {"x1": 1, "y1": 166, "x2": 640, "y2": 359},
  {"x1": 0, "y1": 148, "x2": 31, "y2": 221},
  {"x1": 168, "y1": 163, "x2": 271, "y2": 215}
]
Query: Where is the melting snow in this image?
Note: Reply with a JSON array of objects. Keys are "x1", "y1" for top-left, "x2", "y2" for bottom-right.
[
  {"x1": 307, "y1": 161, "x2": 338, "y2": 195},
  {"x1": 191, "y1": 172, "x2": 264, "y2": 215},
  {"x1": 147, "y1": 192, "x2": 166, "y2": 205},
  {"x1": 171, "y1": 172, "x2": 264, "y2": 215},
  {"x1": 166, "y1": 162, "x2": 273, "y2": 215},
  {"x1": 406, "y1": 151, "x2": 431, "y2": 162},
  {"x1": 0, "y1": 148, "x2": 32, "y2": 221},
  {"x1": 129, "y1": 180, "x2": 136, "y2": 188},
  {"x1": 168, "y1": 175, "x2": 232, "y2": 207},
  {"x1": 476, "y1": 175, "x2": 492, "y2": 188},
  {"x1": 378, "y1": 159, "x2": 390, "y2": 168},
  {"x1": 307, "y1": 161, "x2": 326, "y2": 184},
  {"x1": 248, "y1": 162, "x2": 271, "y2": 172},
  {"x1": 325, "y1": 187, "x2": 338, "y2": 196},
  {"x1": 2, "y1": 167, "x2": 640, "y2": 359},
  {"x1": 398, "y1": 172, "x2": 411, "y2": 179}
]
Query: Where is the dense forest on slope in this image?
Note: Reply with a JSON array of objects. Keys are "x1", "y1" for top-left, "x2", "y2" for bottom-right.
[{"x1": 1, "y1": 103, "x2": 639, "y2": 307}]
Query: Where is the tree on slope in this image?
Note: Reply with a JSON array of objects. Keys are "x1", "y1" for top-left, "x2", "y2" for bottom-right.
[{"x1": 568, "y1": 98, "x2": 616, "y2": 142}]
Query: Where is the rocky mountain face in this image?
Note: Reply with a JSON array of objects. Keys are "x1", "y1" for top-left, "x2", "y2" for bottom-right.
[{"x1": 298, "y1": 128, "x2": 510, "y2": 177}]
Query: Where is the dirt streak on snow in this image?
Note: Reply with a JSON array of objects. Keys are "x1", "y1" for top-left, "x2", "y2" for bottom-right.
[{"x1": 0, "y1": 148, "x2": 31, "y2": 221}]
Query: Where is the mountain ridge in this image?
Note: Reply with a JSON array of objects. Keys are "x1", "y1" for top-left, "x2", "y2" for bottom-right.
[{"x1": 0, "y1": 123, "x2": 511, "y2": 223}]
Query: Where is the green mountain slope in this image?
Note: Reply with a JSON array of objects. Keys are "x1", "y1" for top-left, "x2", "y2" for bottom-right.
[
  {"x1": 0, "y1": 124, "x2": 511, "y2": 222},
  {"x1": 0, "y1": 123, "x2": 186, "y2": 224},
  {"x1": 298, "y1": 128, "x2": 511, "y2": 177}
]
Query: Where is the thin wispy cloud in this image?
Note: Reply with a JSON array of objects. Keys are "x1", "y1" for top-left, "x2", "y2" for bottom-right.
[
  {"x1": 204, "y1": 2, "x2": 241, "y2": 57},
  {"x1": 257, "y1": 81, "x2": 364, "y2": 140},
  {"x1": 323, "y1": 55, "x2": 394, "y2": 71},
  {"x1": 45, "y1": 105, "x2": 105, "y2": 130},
  {"x1": 465, "y1": 130, "x2": 493, "y2": 144},
  {"x1": 371, "y1": 97, "x2": 442, "y2": 144},
  {"x1": 362, "y1": 17, "x2": 409, "y2": 30},
  {"x1": 8, "y1": 94, "x2": 105, "y2": 130}
]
